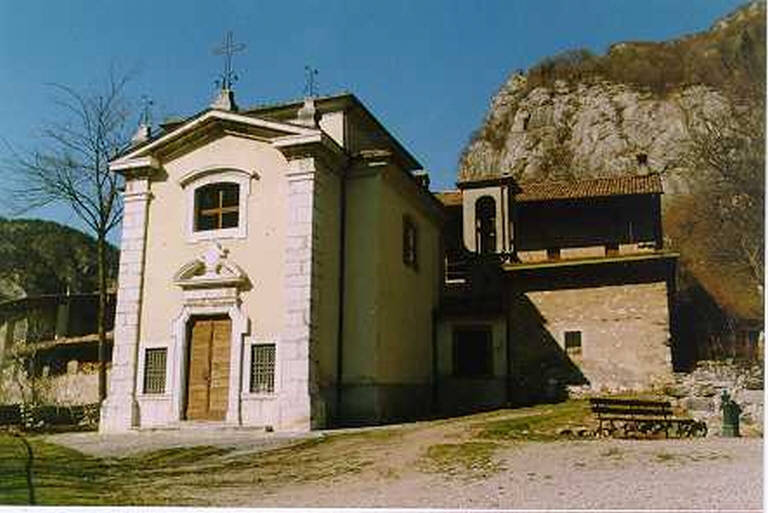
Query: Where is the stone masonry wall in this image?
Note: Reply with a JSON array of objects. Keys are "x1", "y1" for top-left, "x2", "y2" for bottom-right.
[
  {"x1": 512, "y1": 281, "x2": 672, "y2": 396},
  {"x1": 663, "y1": 360, "x2": 764, "y2": 436}
]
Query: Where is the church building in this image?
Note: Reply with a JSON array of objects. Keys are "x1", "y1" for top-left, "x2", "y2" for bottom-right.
[
  {"x1": 101, "y1": 83, "x2": 678, "y2": 433},
  {"x1": 100, "y1": 88, "x2": 443, "y2": 433}
]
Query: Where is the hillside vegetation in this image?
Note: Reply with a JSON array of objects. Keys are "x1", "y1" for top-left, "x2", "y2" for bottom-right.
[
  {"x1": 525, "y1": 3, "x2": 764, "y2": 97},
  {"x1": 459, "y1": 2, "x2": 764, "y2": 323},
  {"x1": 0, "y1": 218, "x2": 118, "y2": 301}
]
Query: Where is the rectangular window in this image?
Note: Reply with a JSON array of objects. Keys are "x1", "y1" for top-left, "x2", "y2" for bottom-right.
[
  {"x1": 195, "y1": 182, "x2": 240, "y2": 231},
  {"x1": 564, "y1": 330, "x2": 582, "y2": 355},
  {"x1": 403, "y1": 215, "x2": 418, "y2": 270},
  {"x1": 547, "y1": 247, "x2": 561, "y2": 260},
  {"x1": 453, "y1": 327, "x2": 493, "y2": 377},
  {"x1": 143, "y1": 348, "x2": 167, "y2": 394},
  {"x1": 250, "y1": 344, "x2": 276, "y2": 394}
]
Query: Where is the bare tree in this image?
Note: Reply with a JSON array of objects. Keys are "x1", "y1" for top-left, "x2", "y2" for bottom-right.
[
  {"x1": 3, "y1": 71, "x2": 133, "y2": 401},
  {"x1": 678, "y1": 86, "x2": 764, "y2": 292}
]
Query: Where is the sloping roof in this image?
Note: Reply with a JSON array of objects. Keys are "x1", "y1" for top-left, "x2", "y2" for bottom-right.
[
  {"x1": 434, "y1": 190, "x2": 462, "y2": 207},
  {"x1": 515, "y1": 174, "x2": 663, "y2": 202}
]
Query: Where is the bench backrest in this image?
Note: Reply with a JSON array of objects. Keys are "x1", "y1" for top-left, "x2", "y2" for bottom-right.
[{"x1": 590, "y1": 397, "x2": 672, "y2": 417}]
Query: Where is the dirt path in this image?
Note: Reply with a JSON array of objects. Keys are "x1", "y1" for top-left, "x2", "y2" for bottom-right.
[{"x1": 45, "y1": 407, "x2": 763, "y2": 509}]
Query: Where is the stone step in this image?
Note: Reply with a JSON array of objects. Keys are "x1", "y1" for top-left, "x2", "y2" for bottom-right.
[{"x1": 139, "y1": 422, "x2": 270, "y2": 433}]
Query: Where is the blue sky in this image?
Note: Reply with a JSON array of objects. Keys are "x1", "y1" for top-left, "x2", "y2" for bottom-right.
[{"x1": 0, "y1": 0, "x2": 747, "y2": 238}]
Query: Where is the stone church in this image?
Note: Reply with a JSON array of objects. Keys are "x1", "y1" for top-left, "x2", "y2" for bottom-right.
[{"x1": 100, "y1": 85, "x2": 677, "y2": 433}]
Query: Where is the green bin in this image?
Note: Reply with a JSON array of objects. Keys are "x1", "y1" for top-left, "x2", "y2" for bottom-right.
[{"x1": 720, "y1": 390, "x2": 741, "y2": 437}]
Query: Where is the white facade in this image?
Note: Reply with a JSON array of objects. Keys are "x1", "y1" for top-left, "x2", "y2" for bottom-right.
[{"x1": 100, "y1": 94, "x2": 443, "y2": 433}]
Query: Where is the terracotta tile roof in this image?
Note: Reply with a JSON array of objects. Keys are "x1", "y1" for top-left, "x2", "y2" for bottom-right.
[
  {"x1": 434, "y1": 190, "x2": 463, "y2": 207},
  {"x1": 515, "y1": 174, "x2": 663, "y2": 202}
]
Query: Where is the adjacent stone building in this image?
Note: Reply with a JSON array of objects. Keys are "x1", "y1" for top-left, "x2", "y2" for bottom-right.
[
  {"x1": 435, "y1": 174, "x2": 678, "y2": 412},
  {"x1": 0, "y1": 293, "x2": 115, "y2": 404}
]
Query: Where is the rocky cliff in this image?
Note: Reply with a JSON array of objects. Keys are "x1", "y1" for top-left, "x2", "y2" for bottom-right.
[{"x1": 459, "y1": 1, "x2": 765, "y2": 192}]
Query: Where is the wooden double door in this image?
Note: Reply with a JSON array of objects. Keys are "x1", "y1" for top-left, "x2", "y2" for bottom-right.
[{"x1": 185, "y1": 316, "x2": 231, "y2": 421}]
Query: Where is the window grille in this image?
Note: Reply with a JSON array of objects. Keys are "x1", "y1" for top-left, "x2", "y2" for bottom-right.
[
  {"x1": 564, "y1": 331, "x2": 582, "y2": 355},
  {"x1": 250, "y1": 344, "x2": 276, "y2": 394},
  {"x1": 143, "y1": 348, "x2": 167, "y2": 394}
]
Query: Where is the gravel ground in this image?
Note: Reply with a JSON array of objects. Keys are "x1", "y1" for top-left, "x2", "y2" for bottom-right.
[
  {"x1": 44, "y1": 416, "x2": 762, "y2": 510},
  {"x1": 245, "y1": 438, "x2": 762, "y2": 510}
]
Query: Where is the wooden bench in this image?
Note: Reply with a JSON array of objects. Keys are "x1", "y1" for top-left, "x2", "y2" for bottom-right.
[{"x1": 590, "y1": 397, "x2": 707, "y2": 438}]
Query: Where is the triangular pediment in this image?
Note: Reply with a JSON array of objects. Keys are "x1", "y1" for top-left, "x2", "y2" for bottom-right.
[
  {"x1": 173, "y1": 243, "x2": 248, "y2": 290},
  {"x1": 113, "y1": 109, "x2": 319, "y2": 165}
]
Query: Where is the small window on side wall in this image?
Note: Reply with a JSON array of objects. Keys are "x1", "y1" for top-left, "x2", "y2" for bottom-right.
[
  {"x1": 564, "y1": 330, "x2": 582, "y2": 356},
  {"x1": 403, "y1": 215, "x2": 418, "y2": 270},
  {"x1": 195, "y1": 182, "x2": 240, "y2": 231},
  {"x1": 143, "y1": 348, "x2": 167, "y2": 394}
]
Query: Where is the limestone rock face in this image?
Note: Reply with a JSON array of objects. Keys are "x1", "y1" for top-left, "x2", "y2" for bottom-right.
[
  {"x1": 459, "y1": 76, "x2": 727, "y2": 195},
  {"x1": 458, "y1": 1, "x2": 766, "y2": 188}
]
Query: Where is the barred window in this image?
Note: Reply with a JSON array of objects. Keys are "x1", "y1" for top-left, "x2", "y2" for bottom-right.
[
  {"x1": 143, "y1": 348, "x2": 167, "y2": 394},
  {"x1": 250, "y1": 344, "x2": 276, "y2": 394}
]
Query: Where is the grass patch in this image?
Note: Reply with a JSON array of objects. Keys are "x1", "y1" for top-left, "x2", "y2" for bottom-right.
[
  {"x1": 654, "y1": 451, "x2": 678, "y2": 463},
  {"x1": 473, "y1": 400, "x2": 592, "y2": 441},
  {"x1": 0, "y1": 433, "x2": 112, "y2": 505},
  {"x1": 129, "y1": 445, "x2": 233, "y2": 467},
  {"x1": 422, "y1": 441, "x2": 501, "y2": 476}
]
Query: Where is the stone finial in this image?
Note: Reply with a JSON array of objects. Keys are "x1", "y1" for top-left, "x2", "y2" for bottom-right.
[
  {"x1": 296, "y1": 97, "x2": 319, "y2": 127},
  {"x1": 131, "y1": 95, "x2": 154, "y2": 145},
  {"x1": 413, "y1": 171, "x2": 430, "y2": 189},
  {"x1": 131, "y1": 123, "x2": 151, "y2": 145},
  {"x1": 211, "y1": 88, "x2": 238, "y2": 112}
]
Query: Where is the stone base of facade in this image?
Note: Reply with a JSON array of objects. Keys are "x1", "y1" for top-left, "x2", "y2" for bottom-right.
[{"x1": 99, "y1": 395, "x2": 140, "y2": 434}]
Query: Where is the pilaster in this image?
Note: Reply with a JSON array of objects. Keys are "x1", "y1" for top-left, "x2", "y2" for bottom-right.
[
  {"x1": 275, "y1": 133, "x2": 345, "y2": 431},
  {"x1": 100, "y1": 177, "x2": 152, "y2": 433},
  {"x1": 280, "y1": 157, "x2": 320, "y2": 430}
]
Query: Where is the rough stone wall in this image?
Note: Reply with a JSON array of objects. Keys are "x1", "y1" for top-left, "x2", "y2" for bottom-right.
[
  {"x1": 663, "y1": 360, "x2": 763, "y2": 436},
  {"x1": 1, "y1": 365, "x2": 107, "y2": 405},
  {"x1": 511, "y1": 282, "x2": 673, "y2": 396}
]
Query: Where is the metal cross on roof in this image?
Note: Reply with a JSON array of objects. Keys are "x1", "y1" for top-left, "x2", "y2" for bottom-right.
[
  {"x1": 213, "y1": 31, "x2": 246, "y2": 91},
  {"x1": 304, "y1": 65, "x2": 319, "y2": 98},
  {"x1": 139, "y1": 94, "x2": 153, "y2": 126}
]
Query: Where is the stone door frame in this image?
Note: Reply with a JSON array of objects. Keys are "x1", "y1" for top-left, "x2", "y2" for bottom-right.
[{"x1": 171, "y1": 302, "x2": 248, "y2": 425}]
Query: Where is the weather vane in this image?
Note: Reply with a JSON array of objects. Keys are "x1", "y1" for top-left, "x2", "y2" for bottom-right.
[
  {"x1": 139, "y1": 94, "x2": 153, "y2": 126},
  {"x1": 214, "y1": 31, "x2": 246, "y2": 90},
  {"x1": 304, "y1": 65, "x2": 319, "y2": 98}
]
